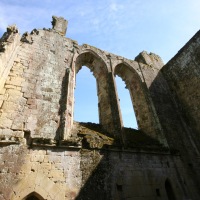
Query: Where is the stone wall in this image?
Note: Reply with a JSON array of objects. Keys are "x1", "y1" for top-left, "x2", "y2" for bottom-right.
[
  {"x1": 0, "y1": 144, "x2": 192, "y2": 200},
  {"x1": 0, "y1": 17, "x2": 167, "y2": 145},
  {"x1": 162, "y1": 31, "x2": 200, "y2": 150},
  {"x1": 0, "y1": 25, "x2": 20, "y2": 94},
  {"x1": 160, "y1": 31, "x2": 200, "y2": 193}
]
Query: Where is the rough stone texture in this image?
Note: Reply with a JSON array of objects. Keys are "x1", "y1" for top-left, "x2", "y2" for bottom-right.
[{"x1": 0, "y1": 16, "x2": 199, "y2": 200}]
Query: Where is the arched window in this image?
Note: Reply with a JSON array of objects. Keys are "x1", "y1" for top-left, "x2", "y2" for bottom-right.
[
  {"x1": 115, "y1": 75, "x2": 138, "y2": 129},
  {"x1": 24, "y1": 192, "x2": 44, "y2": 200},
  {"x1": 114, "y1": 63, "x2": 140, "y2": 130},
  {"x1": 74, "y1": 66, "x2": 99, "y2": 123},
  {"x1": 165, "y1": 179, "x2": 176, "y2": 200}
]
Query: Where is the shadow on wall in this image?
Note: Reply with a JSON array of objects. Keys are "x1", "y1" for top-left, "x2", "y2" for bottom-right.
[
  {"x1": 73, "y1": 149, "x2": 181, "y2": 200},
  {"x1": 149, "y1": 70, "x2": 200, "y2": 198},
  {"x1": 51, "y1": 43, "x2": 195, "y2": 199},
  {"x1": 75, "y1": 150, "x2": 112, "y2": 200},
  {"x1": 11, "y1": 143, "x2": 183, "y2": 200},
  {"x1": 73, "y1": 69, "x2": 191, "y2": 200}
]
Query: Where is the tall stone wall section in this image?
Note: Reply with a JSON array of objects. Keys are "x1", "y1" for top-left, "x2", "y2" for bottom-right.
[
  {"x1": 162, "y1": 31, "x2": 200, "y2": 149},
  {"x1": 160, "y1": 31, "x2": 200, "y2": 192},
  {"x1": 0, "y1": 19, "x2": 167, "y2": 145},
  {"x1": 0, "y1": 16, "x2": 199, "y2": 200}
]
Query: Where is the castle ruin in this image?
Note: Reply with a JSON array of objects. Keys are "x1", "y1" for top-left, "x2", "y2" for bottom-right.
[{"x1": 0, "y1": 16, "x2": 200, "y2": 200}]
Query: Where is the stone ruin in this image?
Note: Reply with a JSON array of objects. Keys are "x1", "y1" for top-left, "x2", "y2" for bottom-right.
[{"x1": 0, "y1": 16, "x2": 200, "y2": 199}]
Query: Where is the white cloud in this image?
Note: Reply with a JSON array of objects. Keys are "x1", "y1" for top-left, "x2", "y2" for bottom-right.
[
  {"x1": 1, "y1": 0, "x2": 200, "y2": 62},
  {"x1": 109, "y1": 2, "x2": 124, "y2": 12},
  {"x1": 0, "y1": 1, "x2": 56, "y2": 34},
  {"x1": 1, "y1": 0, "x2": 200, "y2": 124}
]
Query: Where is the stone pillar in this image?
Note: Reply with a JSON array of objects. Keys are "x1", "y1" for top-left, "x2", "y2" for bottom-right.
[{"x1": 107, "y1": 71, "x2": 124, "y2": 143}]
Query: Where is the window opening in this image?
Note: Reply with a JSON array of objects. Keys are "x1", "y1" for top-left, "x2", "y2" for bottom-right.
[
  {"x1": 74, "y1": 66, "x2": 99, "y2": 123},
  {"x1": 115, "y1": 75, "x2": 138, "y2": 129}
]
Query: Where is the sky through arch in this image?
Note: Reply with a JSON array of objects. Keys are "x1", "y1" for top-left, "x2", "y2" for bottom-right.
[
  {"x1": 1, "y1": 0, "x2": 200, "y2": 64},
  {"x1": 115, "y1": 75, "x2": 138, "y2": 129},
  {"x1": 74, "y1": 66, "x2": 99, "y2": 123},
  {"x1": 75, "y1": 66, "x2": 139, "y2": 128}
]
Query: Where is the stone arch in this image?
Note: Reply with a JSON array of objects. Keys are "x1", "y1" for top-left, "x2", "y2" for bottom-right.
[
  {"x1": 114, "y1": 62, "x2": 159, "y2": 138},
  {"x1": 165, "y1": 178, "x2": 177, "y2": 200},
  {"x1": 74, "y1": 50, "x2": 121, "y2": 135},
  {"x1": 114, "y1": 63, "x2": 139, "y2": 129},
  {"x1": 75, "y1": 50, "x2": 108, "y2": 75},
  {"x1": 11, "y1": 172, "x2": 65, "y2": 200},
  {"x1": 78, "y1": 46, "x2": 110, "y2": 72},
  {"x1": 23, "y1": 192, "x2": 45, "y2": 200}
]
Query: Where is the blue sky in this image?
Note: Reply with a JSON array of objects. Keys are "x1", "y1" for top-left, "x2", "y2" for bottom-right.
[{"x1": 1, "y1": 0, "x2": 200, "y2": 128}]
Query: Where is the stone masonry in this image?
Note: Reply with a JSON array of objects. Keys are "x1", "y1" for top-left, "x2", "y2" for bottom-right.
[{"x1": 0, "y1": 16, "x2": 200, "y2": 200}]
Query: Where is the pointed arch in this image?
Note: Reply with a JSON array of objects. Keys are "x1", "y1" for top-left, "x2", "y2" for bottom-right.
[
  {"x1": 23, "y1": 192, "x2": 45, "y2": 200},
  {"x1": 115, "y1": 74, "x2": 138, "y2": 128},
  {"x1": 74, "y1": 51, "x2": 119, "y2": 134},
  {"x1": 11, "y1": 172, "x2": 65, "y2": 200},
  {"x1": 75, "y1": 50, "x2": 108, "y2": 75},
  {"x1": 114, "y1": 62, "x2": 157, "y2": 137},
  {"x1": 114, "y1": 62, "x2": 144, "y2": 130}
]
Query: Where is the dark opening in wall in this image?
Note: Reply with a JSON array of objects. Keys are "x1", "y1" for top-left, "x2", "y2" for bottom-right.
[
  {"x1": 74, "y1": 66, "x2": 99, "y2": 123},
  {"x1": 24, "y1": 192, "x2": 44, "y2": 200},
  {"x1": 24, "y1": 130, "x2": 31, "y2": 145},
  {"x1": 165, "y1": 179, "x2": 176, "y2": 200},
  {"x1": 26, "y1": 196, "x2": 40, "y2": 200},
  {"x1": 116, "y1": 184, "x2": 123, "y2": 191},
  {"x1": 156, "y1": 188, "x2": 161, "y2": 197}
]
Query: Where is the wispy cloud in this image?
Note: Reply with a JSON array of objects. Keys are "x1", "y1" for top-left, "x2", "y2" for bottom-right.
[
  {"x1": 109, "y1": 1, "x2": 124, "y2": 12},
  {"x1": 0, "y1": 1, "x2": 51, "y2": 34},
  {"x1": 1, "y1": 0, "x2": 200, "y2": 62},
  {"x1": 1, "y1": 0, "x2": 200, "y2": 125}
]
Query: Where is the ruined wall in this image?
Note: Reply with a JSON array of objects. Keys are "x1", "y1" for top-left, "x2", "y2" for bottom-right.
[
  {"x1": 135, "y1": 46, "x2": 200, "y2": 196},
  {"x1": 0, "y1": 17, "x2": 166, "y2": 145},
  {"x1": 0, "y1": 19, "x2": 79, "y2": 143},
  {"x1": 0, "y1": 16, "x2": 200, "y2": 200},
  {"x1": 0, "y1": 25, "x2": 20, "y2": 93},
  {"x1": 0, "y1": 143, "x2": 193, "y2": 200},
  {"x1": 0, "y1": 145, "x2": 81, "y2": 200},
  {"x1": 159, "y1": 31, "x2": 200, "y2": 193},
  {"x1": 162, "y1": 31, "x2": 200, "y2": 150}
]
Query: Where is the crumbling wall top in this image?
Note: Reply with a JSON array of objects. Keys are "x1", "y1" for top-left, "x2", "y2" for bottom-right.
[
  {"x1": 135, "y1": 51, "x2": 164, "y2": 69},
  {"x1": 51, "y1": 16, "x2": 68, "y2": 36}
]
